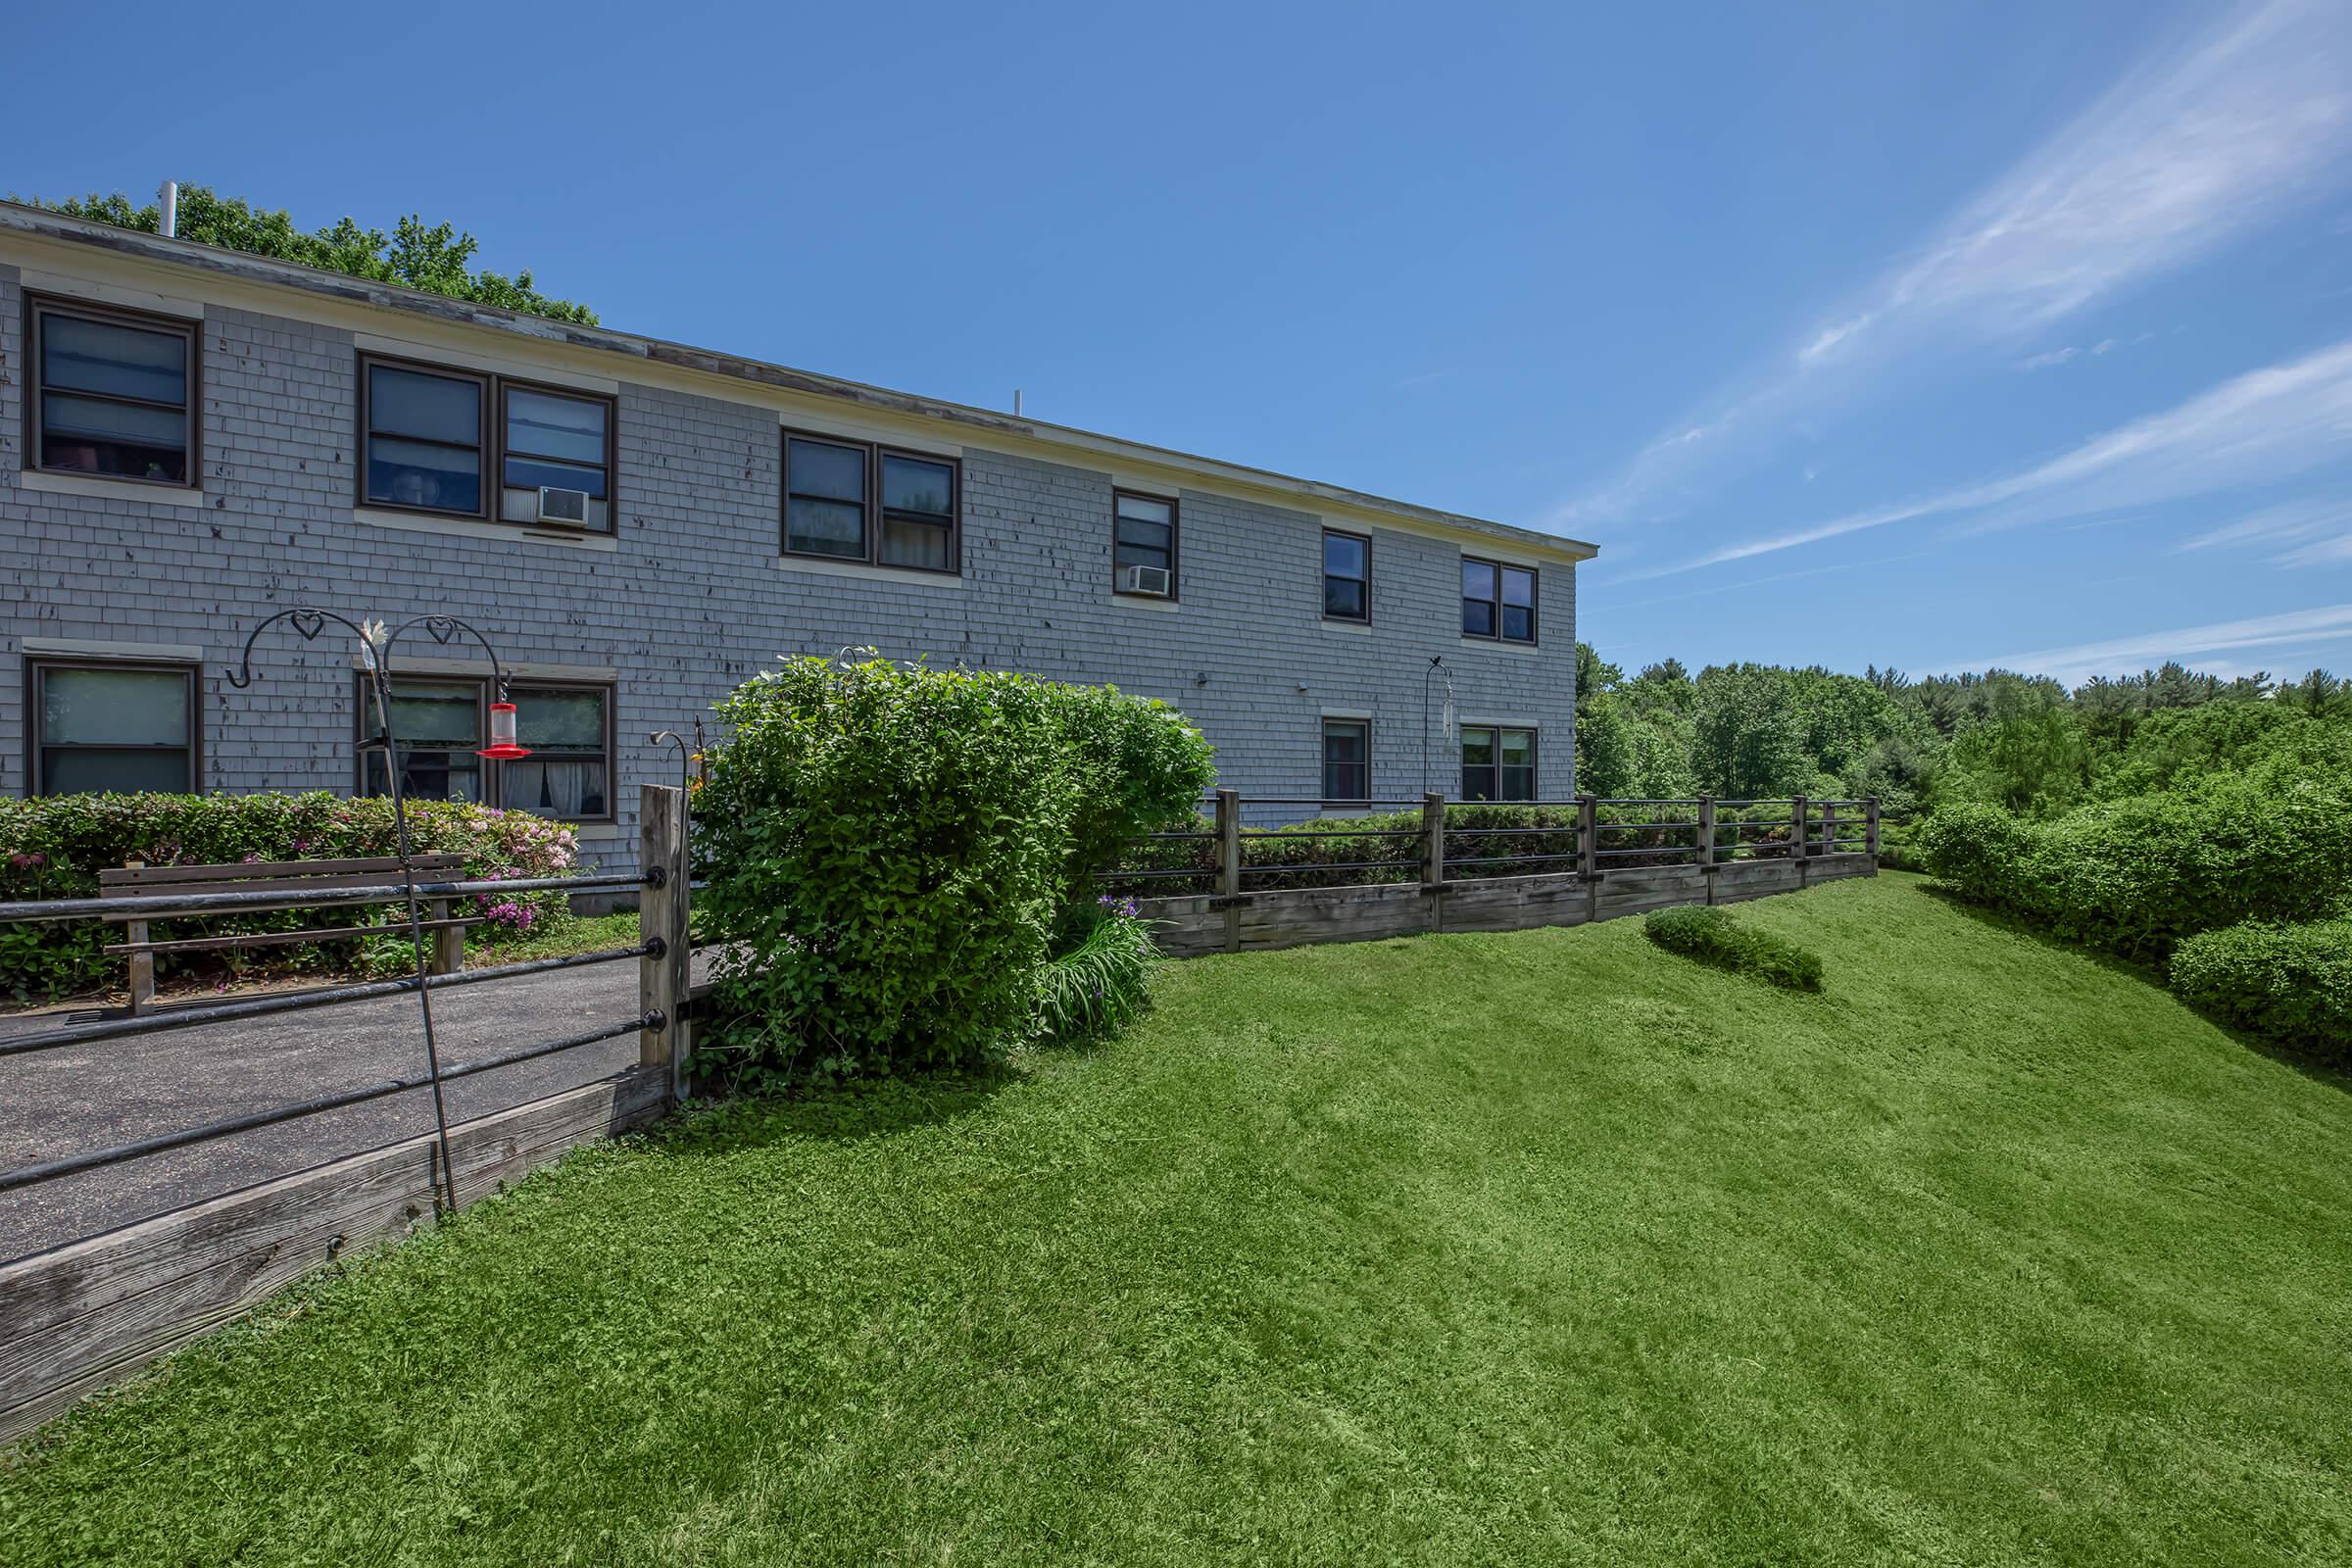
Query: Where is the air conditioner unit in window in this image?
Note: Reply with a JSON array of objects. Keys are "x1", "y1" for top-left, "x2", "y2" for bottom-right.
[
  {"x1": 535, "y1": 486, "x2": 591, "y2": 526},
  {"x1": 1116, "y1": 564, "x2": 1172, "y2": 598}
]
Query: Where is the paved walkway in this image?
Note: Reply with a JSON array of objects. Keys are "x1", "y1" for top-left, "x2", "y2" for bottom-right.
[{"x1": 0, "y1": 955, "x2": 704, "y2": 1264}]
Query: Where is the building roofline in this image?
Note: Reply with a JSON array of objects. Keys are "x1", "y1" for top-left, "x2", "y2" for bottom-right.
[{"x1": 0, "y1": 201, "x2": 1597, "y2": 563}]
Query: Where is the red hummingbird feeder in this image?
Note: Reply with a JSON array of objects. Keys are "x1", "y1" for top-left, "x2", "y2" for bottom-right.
[{"x1": 478, "y1": 701, "x2": 531, "y2": 760}]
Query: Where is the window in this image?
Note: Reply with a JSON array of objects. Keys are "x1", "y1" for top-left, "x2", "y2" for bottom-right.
[
  {"x1": 29, "y1": 662, "x2": 198, "y2": 795},
  {"x1": 782, "y1": 430, "x2": 961, "y2": 574},
  {"x1": 361, "y1": 357, "x2": 618, "y2": 532},
  {"x1": 356, "y1": 677, "x2": 614, "y2": 820},
  {"x1": 1113, "y1": 491, "x2": 1177, "y2": 596},
  {"x1": 29, "y1": 297, "x2": 197, "y2": 485},
  {"x1": 1460, "y1": 726, "x2": 1539, "y2": 802},
  {"x1": 1462, "y1": 558, "x2": 1538, "y2": 644},
  {"x1": 1323, "y1": 529, "x2": 1370, "y2": 622},
  {"x1": 363, "y1": 358, "x2": 487, "y2": 516},
  {"x1": 361, "y1": 679, "x2": 486, "y2": 804},
  {"x1": 1321, "y1": 717, "x2": 1371, "y2": 803},
  {"x1": 503, "y1": 686, "x2": 612, "y2": 819},
  {"x1": 499, "y1": 381, "x2": 613, "y2": 529},
  {"x1": 784, "y1": 435, "x2": 867, "y2": 559},
  {"x1": 880, "y1": 451, "x2": 956, "y2": 570}
]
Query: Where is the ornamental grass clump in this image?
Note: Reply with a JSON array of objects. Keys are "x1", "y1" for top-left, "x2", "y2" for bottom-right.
[
  {"x1": 1644, "y1": 903, "x2": 1825, "y2": 992},
  {"x1": 1035, "y1": 898, "x2": 1158, "y2": 1046}
]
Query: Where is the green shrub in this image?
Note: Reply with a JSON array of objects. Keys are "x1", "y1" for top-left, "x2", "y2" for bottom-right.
[
  {"x1": 1036, "y1": 900, "x2": 1158, "y2": 1045},
  {"x1": 0, "y1": 793, "x2": 578, "y2": 1002},
  {"x1": 1644, "y1": 904, "x2": 1824, "y2": 991},
  {"x1": 1922, "y1": 773, "x2": 2352, "y2": 962},
  {"x1": 1919, "y1": 804, "x2": 2040, "y2": 908},
  {"x1": 1050, "y1": 682, "x2": 1216, "y2": 905},
  {"x1": 693, "y1": 657, "x2": 1087, "y2": 1083},
  {"x1": 2170, "y1": 920, "x2": 2352, "y2": 1064}
]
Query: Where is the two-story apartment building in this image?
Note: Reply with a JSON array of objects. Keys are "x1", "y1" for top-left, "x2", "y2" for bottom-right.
[{"x1": 0, "y1": 203, "x2": 1596, "y2": 860}]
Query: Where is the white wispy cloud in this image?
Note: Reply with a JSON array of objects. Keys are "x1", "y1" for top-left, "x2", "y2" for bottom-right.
[
  {"x1": 1952, "y1": 602, "x2": 2352, "y2": 684},
  {"x1": 2176, "y1": 494, "x2": 2352, "y2": 560},
  {"x1": 1556, "y1": 0, "x2": 2352, "y2": 529},
  {"x1": 2016, "y1": 346, "x2": 2081, "y2": 370},
  {"x1": 1632, "y1": 336, "x2": 2352, "y2": 577}
]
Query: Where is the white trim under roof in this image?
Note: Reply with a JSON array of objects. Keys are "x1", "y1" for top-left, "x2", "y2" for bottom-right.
[{"x1": 0, "y1": 202, "x2": 1597, "y2": 565}]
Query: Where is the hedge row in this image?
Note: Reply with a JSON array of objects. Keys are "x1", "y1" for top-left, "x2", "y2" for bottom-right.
[
  {"x1": 0, "y1": 793, "x2": 581, "y2": 1001},
  {"x1": 2169, "y1": 920, "x2": 2352, "y2": 1067},
  {"x1": 1918, "y1": 774, "x2": 2352, "y2": 962},
  {"x1": 1919, "y1": 774, "x2": 2352, "y2": 1060}
]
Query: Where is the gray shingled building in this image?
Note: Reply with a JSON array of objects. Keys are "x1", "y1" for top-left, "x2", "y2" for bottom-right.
[{"x1": 1, "y1": 202, "x2": 1595, "y2": 862}]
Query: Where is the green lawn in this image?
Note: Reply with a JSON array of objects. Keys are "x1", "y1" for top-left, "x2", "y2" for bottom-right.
[{"x1": 6, "y1": 873, "x2": 2349, "y2": 1565}]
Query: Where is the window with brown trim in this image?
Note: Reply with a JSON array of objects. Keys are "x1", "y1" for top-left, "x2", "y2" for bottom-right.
[
  {"x1": 1462, "y1": 558, "x2": 1538, "y2": 644},
  {"x1": 359, "y1": 356, "x2": 617, "y2": 533},
  {"x1": 362, "y1": 357, "x2": 488, "y2": 517},
  {"x1": 1323, "y1": 529, "x2": 1370, "y2": 622},
  {"x1": 1113, "y1": 491, "x2": 1177, "y2": 598},
  {"x1": 499, "y1": 380, "x2": 614, "y2": 530},
  {"x1": 1460, "y1": 726, "x2": 1538, "y2": 802},
  {"x1": 357, "y1": 675, "x2": 613, "y2": 821},
  {"x1": 28, "y1": 296, "x2": 198, "y2": 486},
  {"x1": 782, "y1": 430, "x2": 960, "y2": 574},
  {"x1": 1321, "y1": 717, "x2": 1371, "y2": 804},
  {"x1": 28, "y1": 660, "x2": 200, "y2": 796}
]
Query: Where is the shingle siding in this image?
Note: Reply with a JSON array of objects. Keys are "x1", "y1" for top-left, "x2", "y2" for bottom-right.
[{"x1": 1, "y1": 274, "x2": 1576, "y2": 858}]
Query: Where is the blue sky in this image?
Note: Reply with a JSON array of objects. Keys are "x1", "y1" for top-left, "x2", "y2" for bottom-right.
[{"x1": 15, "y1": 0, "x2": 2352, "y2": 686}]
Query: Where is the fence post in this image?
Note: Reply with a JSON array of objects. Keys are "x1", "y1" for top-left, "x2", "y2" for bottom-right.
[
  {"x1": 429, "y1": 896, "x2": 465, "y2": 977},
  {"x1": 638, "y1": 784, "x2": 691, "y2": 1103},
  {"x1": 1577, "y1": 796, "x2": 1598, "y2": 879},
  {"x1": 1790, "y1": 796, "x2": 1808, "y2": 885},
  {"x1": 1421, "y1": 791, "x2": 1446, "y2": 933},
  {"x1": 1866, "y1": 796, "x2": 1882, "y2": 869},
  {"x1": 1820, "y1": 800, "x2": 1838, "y2": 859},
  {"x1": 1215, "y1": 787, "x2": 1242, "y2": 954},
  {"x1": 1696, "y1": 795, "x2": 1716, "y2": 903},
  {"x1": 121, "y1": 860, "x2": 155, "y2": 1017}
]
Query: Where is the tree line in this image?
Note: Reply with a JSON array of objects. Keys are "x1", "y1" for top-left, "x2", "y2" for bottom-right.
[{"x1": 1573, "y1": 645, "x2": 2349, "y2": 816}]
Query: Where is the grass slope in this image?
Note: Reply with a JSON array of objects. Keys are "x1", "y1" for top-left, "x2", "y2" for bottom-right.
[{"x1": 4, "y1": 874, "x2": 2347, "y2": 1565}]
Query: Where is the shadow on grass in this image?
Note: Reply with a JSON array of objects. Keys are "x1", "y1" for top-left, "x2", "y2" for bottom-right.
[
  {"x1": 661, "y1": 1067, "x2": 1017, "y2": 1156},
  {"x1": 1911, "y1": 879, "x2": 2352, "y2": 1095}
]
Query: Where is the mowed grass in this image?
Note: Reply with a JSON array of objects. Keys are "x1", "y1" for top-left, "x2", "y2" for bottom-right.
[{"x1": 5, "y1": 873, "x2": 2349, "y2": 1565}]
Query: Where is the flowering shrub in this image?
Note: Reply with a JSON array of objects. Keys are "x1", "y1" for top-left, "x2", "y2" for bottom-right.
[{"x1": 0, "y1": 792, "x2": 579, "y2": 1001}]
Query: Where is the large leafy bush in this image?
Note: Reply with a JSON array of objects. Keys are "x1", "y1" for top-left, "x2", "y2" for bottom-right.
[
  {"x1": 0, "y1": 793, "x2": 578, "y2": 1001},
  {"x1": 1049, "y1": 682, "x2": 1216, "y2": 906},
  {"x1": 693, "y1": 658, "x2": 1210, "y2": 1082},
  {"x1": 2169, "y1": 920, "x2": 2352, "y2": 1064}
]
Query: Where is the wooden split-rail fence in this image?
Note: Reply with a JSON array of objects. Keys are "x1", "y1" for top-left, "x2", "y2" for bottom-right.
[{"x1": 1102, "y1": 792, "x2": 1881, "y2": 955}]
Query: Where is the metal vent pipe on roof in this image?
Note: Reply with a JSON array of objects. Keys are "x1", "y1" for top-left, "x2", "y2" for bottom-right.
[{"x1": 158, "y1": 180, "x2": 178, "y2": 239}]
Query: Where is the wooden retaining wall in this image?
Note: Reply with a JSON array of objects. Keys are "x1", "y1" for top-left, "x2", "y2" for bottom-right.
[{"x1": 1143, "y1": 852, "x2": 1877, "y2": 957}]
